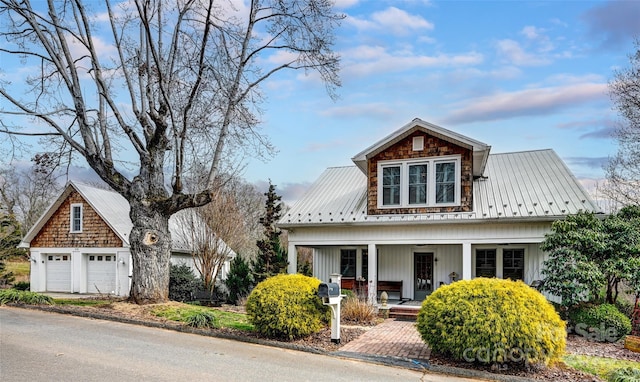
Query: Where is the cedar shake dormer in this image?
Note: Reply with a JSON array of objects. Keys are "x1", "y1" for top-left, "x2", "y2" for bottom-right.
[{"x1": 351, "y1": 118, "x2": 490, "y2": 216}]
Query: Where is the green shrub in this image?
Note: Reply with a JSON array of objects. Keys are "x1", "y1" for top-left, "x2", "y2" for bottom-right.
[
  {"x1": 569, "y1": 304, "x2": 632, "y2": 342},
  {"x1": 185, "y1": 311, "x2": 218, "y2": 328},
  {"x1": 12, "y1": 281, "x2": 30, "y2": 291},
  {"x1": 225, "y1": 255, "x2": 254, "y2": 305},
  {"x1": 246, "y1": 274, "x2": 328, "y2": 340},
  {"x1": 0, "y1": 289, "x2": 53, "y2": 305},
  {"x1": 169, "y1": 263, "x2": 201, "y2": 302},
  {"x1": 608, "y1": 367, "x2": 640, "y2": 382},
  {"x1": 416, "y1": 278, "x2": 566, "y2": 366}
]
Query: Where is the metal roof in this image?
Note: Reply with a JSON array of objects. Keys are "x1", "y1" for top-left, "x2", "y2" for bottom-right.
[
  {"x1": 279, "y1": 149, "x2": 600, "y2": 227},
  {"x1": 351, "y1": 118, "x2": 491, "y2": 178}
]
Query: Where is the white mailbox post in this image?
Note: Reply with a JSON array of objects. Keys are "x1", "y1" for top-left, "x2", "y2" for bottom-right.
[{"x1": 318, "y1": 278, "x2": 342, "y2": 344}]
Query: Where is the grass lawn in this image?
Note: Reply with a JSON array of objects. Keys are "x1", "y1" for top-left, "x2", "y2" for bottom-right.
[
  {"x1": 563, "y1": 354, "x2": 640, "y2": 381},
  {"x1": 151, "y1": 304, "x2": 253, "y2": 331},
  {"x1": 5, "y1": 261, "x2": 30, "y2": 283}
]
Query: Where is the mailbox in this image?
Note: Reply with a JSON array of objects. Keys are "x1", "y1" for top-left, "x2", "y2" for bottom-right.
[
  {"x1": 318, "y1": 281, "x2": 342, "y2": 344},
  {"x1": 318, "y1": 282, "x2": 340, "y2": 298}
]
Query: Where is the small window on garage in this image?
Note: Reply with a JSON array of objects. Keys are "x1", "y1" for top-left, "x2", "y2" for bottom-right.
[
  {"x1": 106, "y1": 256, "x2": 111, "y2": 261},
  {"x1": 97, "y1": 256, "x2": 103, "y2": 261},
  {"x1": 48, "y1": 255, "x2": 53, "y2": 261},
  {"x1": 62, "y1": 255, "x2": 68, "y2": 261},
  {"x1": 70, "y1": 203, "x2": 83, "y2": 233},
  {"x1": 89, "y1": 255, "x2": 95, "y2": 261}
]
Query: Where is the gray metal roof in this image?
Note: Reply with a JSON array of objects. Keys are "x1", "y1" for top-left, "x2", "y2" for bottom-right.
[{"x1": 279, "y1": 149, "x2": 600, "y2": 227}]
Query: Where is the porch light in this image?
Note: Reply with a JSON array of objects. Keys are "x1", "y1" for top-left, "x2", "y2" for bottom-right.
[{"x1": 449, "y1": 272, "x2": 459, "y2": 282}]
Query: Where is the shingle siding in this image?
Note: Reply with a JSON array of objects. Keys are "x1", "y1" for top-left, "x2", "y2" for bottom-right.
[
  {"x1": 367, "y1": 130, "x2": 473, "y2": 215},
  {"x1": 31, "y1": 190, "x2": 124, "y2": 248}
]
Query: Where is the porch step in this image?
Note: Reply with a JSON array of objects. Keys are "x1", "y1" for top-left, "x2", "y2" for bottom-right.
[{"x1": 388, "y1": 306, "x2": 419, "y2": 321}]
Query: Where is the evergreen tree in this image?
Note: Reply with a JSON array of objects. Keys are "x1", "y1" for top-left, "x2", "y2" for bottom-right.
[
  {"x1": 252, "y1": 182, "x2": 288, "y2": 283},
  {"x1": 225, "y1": 255, "x2": 254, "y2": 305}
]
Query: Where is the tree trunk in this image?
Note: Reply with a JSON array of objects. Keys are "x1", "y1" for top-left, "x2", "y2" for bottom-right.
[{"x1": 128, "y1": 198, "x2": 172, "y2": 304}]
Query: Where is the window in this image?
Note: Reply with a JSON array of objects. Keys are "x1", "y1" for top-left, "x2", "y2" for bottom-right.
[
  {"x1": 89, "y1": 255, "x2": 95, "y2": 261},
  {"x1": 382, "y1": 166, "x2": 401, "y2": 206},
  {"x1": 340, "y1": 249, "x2": 356, "y2": 278},
  {"x1": 436, "y1": 162, "x2": 456, "y2": 203},
  {"x1": 476, "y1": 249, "x2": 496, "y2": 278},
  {"x1": 408, "y1": 164, "x2": 428, "y2": 204},
  {"x1": 378, "y1": 156, "x2": 460, "y2": 208},
  {"x1": 70, "y1": 203, "x2": 83, "y2": 233},
  {"x1": 503, "y1": 249, "x2": 524, "y2": 280},
  {"x1": 361, "y1": 250, "x2": 368, "y2": 280}
]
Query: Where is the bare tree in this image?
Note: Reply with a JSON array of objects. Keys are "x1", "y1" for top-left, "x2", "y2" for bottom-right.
[
  {"x1": 605, "y1": 38, "x2": 640, "y2": 206},
  {"x1": 0, "y1": 154, "x2": 62, "y2": 231},
  {"x1": 175, "y1": 187, "x2": 245, "y2": 292},
  {"x1": 0, "y1": 0, "x2": 342, "y2": 303}
]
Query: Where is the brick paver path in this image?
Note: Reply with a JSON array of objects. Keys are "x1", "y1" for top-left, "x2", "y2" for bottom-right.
[{"x1": 340, "y1": 319, "x2": 430, "y2": 360}]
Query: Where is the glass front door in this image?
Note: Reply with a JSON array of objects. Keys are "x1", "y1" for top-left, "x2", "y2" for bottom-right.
[{"x1": 414, "y1": 252, "x2": 433, "y2": 301}]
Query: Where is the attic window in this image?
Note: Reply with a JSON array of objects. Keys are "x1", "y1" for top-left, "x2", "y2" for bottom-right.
[
  {"x1": 70, "y1": 203, "x2": 83, "y2": 233},
  {"x1": 412, "y1": 136, "x2": 424, "y2": 151}
]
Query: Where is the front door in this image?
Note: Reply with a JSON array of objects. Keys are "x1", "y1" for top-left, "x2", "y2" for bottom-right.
[{"x1": 414, "y1": 252, "x2": 433, "y2": 301}]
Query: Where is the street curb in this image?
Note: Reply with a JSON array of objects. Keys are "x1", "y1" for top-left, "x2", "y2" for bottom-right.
[{"x1": 7, "y1": 303, "x2": 536, "y2": 381}]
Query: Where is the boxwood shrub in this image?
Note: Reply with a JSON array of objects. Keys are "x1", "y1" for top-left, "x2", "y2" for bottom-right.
[
  {"x1": 416, "y1": 278, "x2": 566, "y2": 366},
  {"x1": 246, "y1": 274, "x2": 328, "y2": 340},
  {"x1": 569, "y1": 303, "x2": 632, "y2": 342}
]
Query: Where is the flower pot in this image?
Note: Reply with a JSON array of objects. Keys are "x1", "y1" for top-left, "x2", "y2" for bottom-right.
[{"x1": 624, "y1": 335, "x2": 640, "y2": 353}]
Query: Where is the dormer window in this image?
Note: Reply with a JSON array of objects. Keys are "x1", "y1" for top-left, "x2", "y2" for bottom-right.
[
  {"x1": 70, "y1": 203, "x2": 83, "y2": 233},
  {"x1": 378, "y1": 155, "x2": 461, "y2": 208}
]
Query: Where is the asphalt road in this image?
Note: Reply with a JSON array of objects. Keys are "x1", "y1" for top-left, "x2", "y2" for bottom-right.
[{"x1": 0, "y1": 307, "x2": 471, "y2": 382}]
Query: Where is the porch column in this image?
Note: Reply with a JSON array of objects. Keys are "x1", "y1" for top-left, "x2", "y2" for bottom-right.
[
  {"x1": 462, "y1": 241, "x2": 472, "y2": 280},
  {"x1": 287, "y1": 242, "x2": 297, "y2": 274},
  {"x1": 367, "y1": 243, "x2": 377, "y2": 304}
]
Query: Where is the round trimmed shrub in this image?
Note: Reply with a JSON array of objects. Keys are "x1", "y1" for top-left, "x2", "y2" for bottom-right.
[
  {"x1": 569, "y1": 304, "x2": 631, "y2": 342},
  {"x1": 416, "y1": 278, "x2": 566, "y2": 366},
  {"x1": 246, "y1": 274, "x2": 328, "y2": 340}
]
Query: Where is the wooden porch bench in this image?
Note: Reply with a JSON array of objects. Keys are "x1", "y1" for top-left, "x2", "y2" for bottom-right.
[{"x1": 377, "y1": 280, "x2": 403, "y2": 300}]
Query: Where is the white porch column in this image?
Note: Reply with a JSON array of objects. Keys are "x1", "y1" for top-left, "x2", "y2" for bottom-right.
[
  {"x1": 287, "y1": 242, "x2": 297, "y2": 274},
  {"x1": 462, "y1": 241, "x2": 472, "y2": 280},
  {"x1": 367, "y1": 243, "x2": 377, "y2": 304}
]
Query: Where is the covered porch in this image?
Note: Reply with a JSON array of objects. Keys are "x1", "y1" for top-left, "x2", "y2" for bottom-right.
[{"x1": 287, "y1": 239, "x2": 547, "y2": 304}]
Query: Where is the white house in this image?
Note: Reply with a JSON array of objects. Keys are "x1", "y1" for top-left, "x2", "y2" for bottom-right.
[
  {"x1": 279, "y1": 118, "x2": 600, "y2": 303},
  {"x1": 20, "y1": 181, "x2": 235, "y2": 297}
]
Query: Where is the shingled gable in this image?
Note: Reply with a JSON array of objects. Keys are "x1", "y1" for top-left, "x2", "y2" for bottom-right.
[
  {"x1": 351, "y1": 118, "x2": 491, "y2": 178},
  {"x1": 20, "y1": 181, "x2": 196, "y2": 252}
]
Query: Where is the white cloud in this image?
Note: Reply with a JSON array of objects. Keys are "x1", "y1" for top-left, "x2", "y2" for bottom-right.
[
  {"x1": 347, "y1": 7, "x2": 433, "y2": 36},
  {"x1": 342, "y1": 45, "x2": 483, "y2": 77},
  {"x1": 496, "y1": 39, "x2": 551, "y2": 66},
  {"x1": 444, "y1": 82, "x2": 608, "y2": 124}
]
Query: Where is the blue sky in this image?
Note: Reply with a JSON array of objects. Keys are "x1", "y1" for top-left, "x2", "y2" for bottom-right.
[
  {"x1": 2, "y1": 0, "x2": 639, "y2": 205},
  {"x1": 246, "y1": 0, "x2": 640, "y2": 203}
]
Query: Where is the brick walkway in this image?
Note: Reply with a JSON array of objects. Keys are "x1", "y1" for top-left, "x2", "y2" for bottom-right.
[{"x1": 340, "y1": 319, "x2": 430, "y2": 360}]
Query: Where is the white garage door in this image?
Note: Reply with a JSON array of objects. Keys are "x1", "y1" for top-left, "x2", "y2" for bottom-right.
[
  {"x1": 46, "y1": 254, "x2": 72, "y2": 292},
  {"x1": 87, "y1": 255, "x2": 116, "y2": 294}
]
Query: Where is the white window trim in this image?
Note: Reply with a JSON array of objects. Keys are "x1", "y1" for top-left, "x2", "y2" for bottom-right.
[
  {"x1": 70, "y1": 203, "x2": 83, "y2": 233},
  {"x1": 377, "y1": 155, "x2": 461, "y2": 209}
]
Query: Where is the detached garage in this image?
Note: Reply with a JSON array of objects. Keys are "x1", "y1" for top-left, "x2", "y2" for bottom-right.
[{"x1": 20, "y1": 181, "x2": 234, "y2": 297}]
